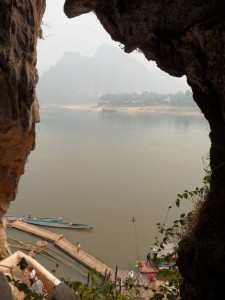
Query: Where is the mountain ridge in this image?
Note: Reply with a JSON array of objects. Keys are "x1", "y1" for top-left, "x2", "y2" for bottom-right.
[{"x1": 37, "y1": 44, "x2": 190, "y2": 105}]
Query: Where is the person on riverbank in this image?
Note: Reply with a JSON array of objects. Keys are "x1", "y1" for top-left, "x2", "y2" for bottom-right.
[
  {"x1": 150, "y1": 272, "x2": 155, "y2": 282},
  {"x1": 29, "y1": 267, "x2": 36, "y2": 286},
  {"x1": 150, "y1": 272, "x2": 156, "y2": 288},
  {"x1": 136, "y1": 272, "x2": 143, "y2": 286},
  {"x1": 77, "y1": 242, "x2": 81, "y2": 252},
  {"x1": 32, "y1": 276, "x2": 44, "y2": 295},
  {"x1": 146, "y1": 253, "x2": 151, "y2": 266},
  {"x1": 128, "y1": 270, "x2": 134, "y2": 280},
  {"x1": 17, "y1": 257, "x2": 28, "y2": 276}
]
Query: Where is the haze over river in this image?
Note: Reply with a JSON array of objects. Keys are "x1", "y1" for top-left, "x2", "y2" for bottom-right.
[{"x1": 9, "y1": 107, "x2": 210, "y2": 269}]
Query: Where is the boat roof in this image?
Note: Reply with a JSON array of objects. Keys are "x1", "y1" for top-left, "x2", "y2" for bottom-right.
[{"x1": 151, "y1": 243, "x2": 177, "y2": 258}]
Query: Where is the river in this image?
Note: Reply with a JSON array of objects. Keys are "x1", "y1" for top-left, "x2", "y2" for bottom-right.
[{"x1": 8, "y1": 107, "x2": 210, "y2": 272}]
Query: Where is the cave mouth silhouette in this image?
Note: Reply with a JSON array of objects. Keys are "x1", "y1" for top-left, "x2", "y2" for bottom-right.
[{"x1": 0, "y1": 1, "x2": 225, "y2": 299}]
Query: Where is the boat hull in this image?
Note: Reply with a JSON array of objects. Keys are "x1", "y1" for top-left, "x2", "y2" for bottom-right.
[
  {"x1": 5, "y1": 215, "x2": 93, "y2": 230},
  {"x1": 5, "y1": 215, "x2": 59, "y2": 222},
  {"x1": 25, "y1": 219, "x2": 93, "y2": 230}
]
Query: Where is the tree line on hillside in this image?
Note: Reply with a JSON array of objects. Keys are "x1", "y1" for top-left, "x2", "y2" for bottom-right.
[{"x1": 98, "y1": 90, "x2": 196, "y2": 107}]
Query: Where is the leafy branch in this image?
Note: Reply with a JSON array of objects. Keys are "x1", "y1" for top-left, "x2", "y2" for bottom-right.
[
  {"x1": 65, "y1": 269, "x2": 150, "y2": 299},
  {"x1": 153, "y1": 155, "x2": 210, "y2": 257},
  {"x1": 149, "y1": 155, "x2": 210, "y2": 299},
  {"x1": 6, "y1": 276, "x2": 43, "y2": 300},
  {"x1": 38, "y1": 21, "x2": 44, "y2": 40}
]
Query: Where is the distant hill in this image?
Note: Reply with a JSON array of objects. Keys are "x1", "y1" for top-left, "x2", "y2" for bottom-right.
[{"x1": 37, "y1": 44, "x2": 190, "y2": 105}]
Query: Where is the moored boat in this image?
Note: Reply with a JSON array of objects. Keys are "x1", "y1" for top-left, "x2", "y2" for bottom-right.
[
  {"x1": 5, "y1": 215, "x2": 93, "y2": 230},
  {"x1": 25, "y1": 219, "x2": 93, "y2": 230},
  {"x1": 151, "y1": 243, "x2": 177, "y2": 270},
  {"x1": 5, "y1": 215, "x2": 60, "y2": 222}
]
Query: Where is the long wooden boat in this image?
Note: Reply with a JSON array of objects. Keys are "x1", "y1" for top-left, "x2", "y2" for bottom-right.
[
  {"x1": 5, "y1": 215, "x2": 93, "y2": 229},
  {"x1": 5, "y1": 215, "x2": 93, "y2": 230},
  {"x1": 5, "y1": 215, "x2": 60, "y2": 222},
  {"x1": 24, "y1": 219, "x2": 93, "y2": 230}
]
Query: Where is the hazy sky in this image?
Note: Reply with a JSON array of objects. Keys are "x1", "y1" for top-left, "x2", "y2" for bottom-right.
[
  {"x1": 37, "y1": 0, "x2": 188, "y2": 90},
  {"x1": 37, "y1": 0, "x2": 163, "y2": 75}
]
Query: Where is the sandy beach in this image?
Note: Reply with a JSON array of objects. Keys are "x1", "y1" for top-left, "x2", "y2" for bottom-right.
[{"x1": 60, "y1": 105, "x2": 202, "y2": 116}]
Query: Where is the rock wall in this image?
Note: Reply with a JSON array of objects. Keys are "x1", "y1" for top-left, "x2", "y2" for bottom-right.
[
  {"x1": 0, "y1": 0, "x2": 45, "y2": 259},
  {"x1": 63, "y1": 1, "x2": 225, "y2": 299}
]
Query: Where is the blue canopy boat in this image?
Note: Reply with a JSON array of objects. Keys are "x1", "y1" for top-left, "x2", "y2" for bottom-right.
[
  {"x1": 5, "y1": 215, "x2": 59, "y2": 222},
  {"x1": 25, "y1": 219, "x2": 93, "y2": 230},
  {"x1": 5, "y1": 215, "x2": 93, "y2": 230}
]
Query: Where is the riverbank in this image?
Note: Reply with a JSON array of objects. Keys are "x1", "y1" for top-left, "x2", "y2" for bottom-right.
[
  {"x1": 5, "y1": 231, "x2": 163, "y2": 299},
  {"x1": 61, "y1": 105, "x2": 202, "y2": 116}
]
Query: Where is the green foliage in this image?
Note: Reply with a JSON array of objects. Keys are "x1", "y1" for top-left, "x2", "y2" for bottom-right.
[
  {"x1": 153, "y1": 156, "x2": 210, "y2": 257},
  {"x1": 66, "y1": 270, "x2": 113, "y2": 299},
  {"x1": 150, "y1": 155, "x2": 210, "y2": 299},
  {"x1": 38, "y1": 21, "x2": 44, "y2": 40},
  {"x1": 6, "y1": 276, "x2": 43, "y2": 300},
  {"x1": 98, "y1": 90, "x2": 196, "y2": 108},
  {"x1": 65, "y1": 269, "x2": 149, "y2": 299}
]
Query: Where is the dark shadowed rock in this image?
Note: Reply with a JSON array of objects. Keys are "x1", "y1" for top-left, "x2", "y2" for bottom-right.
[
  {"x1": 0, "y1": 0, "x2": 45, "y2": 259},
  {"x1": 0, "y1": 271, "x2": 13, "y2": 300},
  {"x1": 47, "y1": 282, "x2": 80, "y2": 300}
]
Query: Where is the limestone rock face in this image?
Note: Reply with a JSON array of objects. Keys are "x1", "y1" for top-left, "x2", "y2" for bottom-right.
[
  {"x1": 47, "y1": 282, "x2": 80, "y2": 300},
  {"x1": 0, "y1": 271, "x2": 13, "y2": 300},
  {"x1": 63, "y1": 1, "x2": 225, "y2": 299},
  {"x1": 0, "y1": 0, "x2": 45, "y2": 259}
]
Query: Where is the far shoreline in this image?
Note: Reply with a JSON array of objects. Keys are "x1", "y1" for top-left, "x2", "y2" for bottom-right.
[{"x1": 59, "y1": 104, "x2": 203, "y2": 116}]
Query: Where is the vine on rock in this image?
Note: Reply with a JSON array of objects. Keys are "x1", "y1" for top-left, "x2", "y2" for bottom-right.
[{"x1": 149, "y1": 155, "x2": 210, "y2": 300}]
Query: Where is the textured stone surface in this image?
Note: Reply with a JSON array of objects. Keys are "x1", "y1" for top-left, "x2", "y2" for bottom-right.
[
  {"x1": 0, "y1": 271, "x2": 13, "y2": 300},
  {"x1": 64, "y1": 1, "x2": 225, "y2": 299},
  {"x1": 0, "y1": 0, "x2": 45, "y2": 259},
  {"x1": 47, "y1": 282, "x2": 80, "y2": 300}
]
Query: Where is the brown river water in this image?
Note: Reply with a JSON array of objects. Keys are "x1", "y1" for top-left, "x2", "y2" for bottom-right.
[{"x1": 7, "y1": 106, "x2": 210, "y2": 279}]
